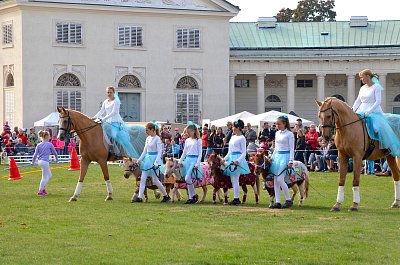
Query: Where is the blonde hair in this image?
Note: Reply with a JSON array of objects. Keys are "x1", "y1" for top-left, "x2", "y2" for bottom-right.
[
  {"x1": 186, "y1": 125, "x2": 200, "y2": 139},
  {"x1": 38, "y1": 130, "x2": 50, "y2": 139},
  {"x1": 106, "y1": 86, "x2": 116, "y2": 93},
  {"x1": 358, "y1": 69, "x2": 373, "y2": 78}
]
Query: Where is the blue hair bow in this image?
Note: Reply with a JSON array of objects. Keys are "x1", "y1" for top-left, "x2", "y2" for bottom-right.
[
  {"x1": 188, "y1": 121, "x2": 200, "y2": 129},
  {"x1": 234, "y1": 118, "x2": 239, "y2": 126},
  {"x1": 279, "y1": 115, "x2": 288, "y2": 119},
  {"x1": 151, "y1": 121, "x2": 160, "y2": 130}
]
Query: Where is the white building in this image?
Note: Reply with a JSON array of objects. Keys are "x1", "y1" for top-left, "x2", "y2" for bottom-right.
[{"x1": 0, "y1": 0, "x2": 239, "y2": 127}]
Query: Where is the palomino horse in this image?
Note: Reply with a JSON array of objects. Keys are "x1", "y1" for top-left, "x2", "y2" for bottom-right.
[
  {"x1": 317, "y1": 97, "x2": 400, "y2": 211},
  {"x1": 164, "y1": 158, "x2": 218, "y2": 203},
  {"x1": 57, "y1": 107, "x2": 145, "y2": 201},
  {"x1": 207, "y1": 154, "x2": 260, "y2": 204},
  {"x1": 122, "y1": 157, "x2": 177, "y2": 202},
  {"x1": 253, "y1": 153, "x2": 309, "y2": 208}
]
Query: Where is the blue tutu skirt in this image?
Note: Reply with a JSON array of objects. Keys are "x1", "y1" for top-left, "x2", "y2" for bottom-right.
[
  {"x1": 361, "y1": 112, "x2": 400, "y2": 157},
  {"x1": 224, "y1": 152, "x2": 250, "y2": 177},
  {"x1": 102, "y1": 122, "x2": 146, "y2": 158},
  {"x1": 270, "y1": 151, "x2": 293, "y2": 177},
  {"x1": 181, "y1": 155, "x2": 203, "y2": 179},
  {"x1": 139, "y1": 152, "x2": 165, "y2": 177}
]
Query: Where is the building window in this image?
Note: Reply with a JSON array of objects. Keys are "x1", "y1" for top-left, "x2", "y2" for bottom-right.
[
  {"x1": 393, "y1": 107, "x2": 400, "y2": 114},
  {"x1": 56, "y1": 22, "x2": 82, "y2": 45},
  {"x1": 332, "y1": 94, "x2": 346, "y2": 102},
  {"x1": 176, "y1": 28, "x2": 200, "y2": 49},
  {"x1": 56, "y1": 73, "x2": 81, "y2": 87},
  {"x1": 235, "y1": 79, "x2": 250, "y2": 88},
  {"x1": 394, "y1": 94, "x2": 400, "y2": 102},
  {"x1": 117, "y1": 25, "x2": 143, "y2": 47},
  {"x1": 5, "y1": 73, "x2": 14, "y2": 87},
  {"x1": 265, "y1": 107, "x2": 282, "y2": 112},
  {"x1": 118, "y1": 75, "x2": 141, "y2": 88},
  {"x1": 176, "y1": 76, "x2": 200, "y2": 124},
  {"x1": 297, "y1": 79, "x2": 313, "y2": 88},
  {"x1": 266, "y1": 95, "x2": 281, "y2": 102},
  {"x1": 2, "y1": 22, "x2": 13, "y2": 46},
  {"x1": 4, "y1": 90, "x2": 15, "y2": 126},
  {"x1": 56, "y1": 90, "x2": 82, "y2": 111}
]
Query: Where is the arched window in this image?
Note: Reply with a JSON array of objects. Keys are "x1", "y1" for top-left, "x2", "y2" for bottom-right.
[
  {"x1": 118, "y1": 75, "x2": 141, "y2": 88},
  {"x1": 332, "y1": 94, "x2": 345, "y2": 102},
  {"x1": 265, "y1": 95, "x2": 281, "y2": 102},
  {"x1": 5, "y1": 73, "x2": 14, "y2": 87},
  {"x1": 176, "y1": 76, "x2": 200, "y2": 124},
  {"x1": 394, "y1": 94, "x2": 400, "y2": 102},
  {"x1": 176, "y1": 76, "x2": 199, "y2": 90},
  {"x1": 56, "y1": 73, "x2": 81, "y2": 87}
]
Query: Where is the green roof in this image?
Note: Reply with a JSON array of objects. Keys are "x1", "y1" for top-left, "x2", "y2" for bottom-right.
[{"x1": 230, "y1": 21, "x2": 400, "y2": 50}]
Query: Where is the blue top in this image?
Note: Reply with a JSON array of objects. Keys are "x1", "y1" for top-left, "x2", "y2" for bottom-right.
[{"x1": 32, "y1": 141, "x2": 58, "y2": 163}]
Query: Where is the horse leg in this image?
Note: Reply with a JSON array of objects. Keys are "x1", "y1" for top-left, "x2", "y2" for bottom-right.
[
  {"x1": 144, "y1": 188, "x2": 148, "y2": 202},
  {"x1": 153, "y1": 188, "x2": 161, "y2": 199},
  {"x1": 199, "y1": 186, "x2": 207, "y2": 203},
  {"x1": 131, "y1": 185, "x2": 140, "y2": 202},
  {"x1": 252, "y1": 183, "x2": 259, "y2": 204},
  {"x1": 291, "y1": 184, "x2": 298, "y2": 203},
  {"x1": 217, "y1": 189, "x2": 224, "y2": 202},
  {"x1": 69, "y1": 158, "x2": 90, "y2": 202},
  {"x1": 98, "y1": 161, "x2": 114, "y2": 201},
  {"x1": 212, "y1": 187, "x2": 217, "y2": 204},
  {"x1": 242, "y1": 185, "x2": 248, "y2": 204},
  {"x1": 298, "y1": 182, "x2": 305, "y2": 207},
  {"x1": 224, "y1": 188, "x2": 229, "y2": 205},
  {"x1": 330, "y1": 154, "x2": 349, "y2": 211},
  {"x1": 349, "y1": 157, "x2": 362, "y2": 212},
  {"x1": 387, "y1": 156, "x2": 400, "y2": 208}
]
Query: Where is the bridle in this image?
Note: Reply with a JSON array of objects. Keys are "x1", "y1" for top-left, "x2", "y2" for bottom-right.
[
  {"x1": 124, "y1": 161, "x2": 139, "y2": 174},
  {"x1": 59, "y1": 111, "x2": 101, "y2": 137},
  {"x1": 318, "y1": 106, "x2": 338, "y2": 139}
]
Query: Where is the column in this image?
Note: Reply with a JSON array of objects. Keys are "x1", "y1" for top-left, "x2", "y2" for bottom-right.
[
  {"x1": 347, "y1": 74, "x2": 356, "y2": 106},
  {"x1": 317, "y1": 74, "x2": 326, "y2": 101},
  {"x1": 229, "y1": 74, "x2": 236, "y2": 115},
  {"x1": 257, "y1": 74, "x2": 265, "y2": 114},
  {"x1": 286, "y1": 74, "x2": 295, "y2": 113},
  {"x1": 379, "y1": 74, "x2": 387, "y2": 112}
]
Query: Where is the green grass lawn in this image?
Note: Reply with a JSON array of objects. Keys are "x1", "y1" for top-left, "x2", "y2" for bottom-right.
[{"x1": 1, "y1": 163, "x2": 399, "y2": 265}]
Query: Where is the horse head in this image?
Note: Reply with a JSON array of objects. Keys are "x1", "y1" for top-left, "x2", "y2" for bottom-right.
[
  {"x1": 164, "y1": 157, "x2": 181, "y2": 179},
  {"x1": 122, "y1": 157, "x2": 140, "y2": 179},
  {"x1": 57, "y1": 106, "x2": 72, "y2": 141},
  {"x1": 253, "y1": 152, "x2": 270, "y2": 176},
  {"x1": 207, "y1": 154, "x2": 225, "y2": 174},
  {"x1": 316, "y1": 98, "x2": 337, "y2": 141}
]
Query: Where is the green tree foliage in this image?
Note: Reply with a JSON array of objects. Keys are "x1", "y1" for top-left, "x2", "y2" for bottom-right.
[{"x1": 276, "y1": 0, "x2": 336, "y2": 22}]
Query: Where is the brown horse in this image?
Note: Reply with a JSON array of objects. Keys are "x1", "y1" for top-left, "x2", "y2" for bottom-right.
[
  {"x1": 253, "y1": 153, "x2": 309, "y2": 208},
  {"x1": 122, "y1": 157, "x2": 177, "y2": 202},
  {"x1": 317, "y1": 97, "x2": 400, "y2": 211},
  {"x1": 207, "y1": 154, "x2": 260, "y2": 204},
  {"x1": 57, "y1": 107, "x2": 145, "y2": 201}
]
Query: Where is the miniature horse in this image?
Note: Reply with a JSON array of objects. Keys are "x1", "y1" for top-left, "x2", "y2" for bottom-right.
[
  {"x1": 122, "y1": 158, "x2": 178, "y2": 202},
  {"x1": 207, "y1": 154, "x2": 260, "y2": 205},
  {"x1": 253, "y1": 153, "x2": 309, "y2": 208}
]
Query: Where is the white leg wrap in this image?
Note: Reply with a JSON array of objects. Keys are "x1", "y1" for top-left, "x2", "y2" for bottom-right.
[
  {"x1": 394, "y1": 181, "x2": 400, "y2": 201},
  {"x1": 106, "y1": 180, "x2": 113, "y2": 194},
  {"x1": 352, "y1": 186, "x2": 360, "y2": 204},
  {"x1": 74, "y1": 182, "x2": 83, "y2": 197},
  {"x1": 337, "y1": 186, "x2": 345, "y2": 203}
]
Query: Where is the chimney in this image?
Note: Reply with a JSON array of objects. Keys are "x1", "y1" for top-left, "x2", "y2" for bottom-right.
[
  {"x1": 350, "y1": 16, "x2": 368, "y2": 27},
  {"x1": 257, "y1": 17, "x2": 277, "y2": 29}
]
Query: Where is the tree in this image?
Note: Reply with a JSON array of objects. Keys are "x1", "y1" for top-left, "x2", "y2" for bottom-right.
[{"x1": 276, "y1": 0, "x2": 336, "y2": 22}]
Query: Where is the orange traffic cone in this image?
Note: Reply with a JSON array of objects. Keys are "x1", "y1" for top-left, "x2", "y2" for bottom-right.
[
  {"x1": 68, "y1": 148, "x2": 80, "y2": 171},
  {"x1": 8, "y1": 157, "x2": 23, "y2": 181}
]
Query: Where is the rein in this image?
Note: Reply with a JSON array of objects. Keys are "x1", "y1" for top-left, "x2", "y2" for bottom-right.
[{"x1": 59, "y1": 113, "x2": 101, "y2": 137}]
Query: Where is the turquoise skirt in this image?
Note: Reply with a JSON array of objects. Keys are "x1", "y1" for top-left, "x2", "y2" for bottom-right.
[
  {"x1": 270, "y1": 151, "x2": 293, "y2": 177},
  {"x1": 139, "y1": 152, "x2": 165, "y2": 177},
  {"x1": 361, "y1": 112, "x2": 400, "y2": 157},
  {"x1": 224, "y1": 152, "x2": 250, "y2": 177},
  {"x1": 181, "y1": 155, "x2": 203, "y2": 179}
]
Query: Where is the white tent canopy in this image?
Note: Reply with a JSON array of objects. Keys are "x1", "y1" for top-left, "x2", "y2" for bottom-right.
[
  {"x1": 210, "y1": 111, "x2": 255, "y2": 127},
  {"x1": 33, "y1": 112, "x2": 59, "y2": 127},
  {"x1": 245, "y1": 110, "x2": 314, "y2": 128}
]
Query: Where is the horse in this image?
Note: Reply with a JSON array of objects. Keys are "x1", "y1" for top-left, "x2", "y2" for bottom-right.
[
  {"x1": 123, "y1": 157, "x2": 178, "y2": 202},
  {"x1": 164, "y1": 158, "x2": 219, "y2": 203},
  {"x1": 253, "y1": 153, "x2": 309, "y2": 208},
  {"x1": 57, "y1": 107, "x2": 146, "y2": 202},
  {"x1": 207, "y1": 154, "x2": 260, "y2": 205},
  {"x1": 316, "y1": 97, "x2": 400, "y2": 211}
]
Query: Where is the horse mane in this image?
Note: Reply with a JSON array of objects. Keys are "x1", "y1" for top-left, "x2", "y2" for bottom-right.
[{"x1": 66, "y1": 108, "x2": 94, "y2": 121}]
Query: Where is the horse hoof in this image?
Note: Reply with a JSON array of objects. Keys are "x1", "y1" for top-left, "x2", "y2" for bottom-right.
[
  {"x1": 223, "y1": 202, "x2": 229, "y2": 206},
  {"x1": 155, "y1": 192, "x2": 161, "y2": 199},
  {"x1": 105, "y1": 196, "x2": 113, "y2": 201},
  {"x1": 330, "y1": 207, "x2": 340, "y2": 212},
  {"x1": 198, "y1": 200, "x2": 204, "y2": 203},
  {"x1": 219, "y1": 199, "x2": 224, "y2": 203},
  {"x1": 348, "y1": 207, "x2": 358, "y2": 212},
  {"x1": 69, "y1": 196, "x2": 77, "y2": 202},
  {"x1": 391, "y1": 203, "x2": 399, "y2": 208},
  {"x1": 213, "y1": 201, "x2": 217, "y2": 205}
]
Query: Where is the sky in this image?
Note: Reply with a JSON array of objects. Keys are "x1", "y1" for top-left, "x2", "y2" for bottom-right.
[{"x1": 228, "y1": 0, "x2": 400, "y2": 22}]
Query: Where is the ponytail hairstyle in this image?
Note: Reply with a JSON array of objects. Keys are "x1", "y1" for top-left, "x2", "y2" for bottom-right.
[
  {"x1": 277, "y1": 115, "x2": 291, "y2": 131},
  {"x1": 38, "y1": 130, "x2": 50, "y2": 140},
  {"x1": 146, "y1": 122, "x2": 160, "y2": 136},
  {"x1": 186, "y1": 124, "x2": 200, "y2": 139},
  {"x1": 233, "y1": 119, "x2": 245, "y2": 134}
]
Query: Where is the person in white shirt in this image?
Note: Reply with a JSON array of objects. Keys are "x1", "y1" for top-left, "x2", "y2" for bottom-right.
[
  {"x1": 269, "y1": 115, "x2": 294, "y2": 209},
  {"x1": 132, "y1": 122, "x2": 170, "y2": 203},
  {"x1": 223, "y1": 119, "x2": 250, "y2": 206},
  {"x1": 178, "y1": 123, "x2": 202, "y2": 204},
  {"x1": 93, "y1": 86, "x2": 136, "y2": 157}
]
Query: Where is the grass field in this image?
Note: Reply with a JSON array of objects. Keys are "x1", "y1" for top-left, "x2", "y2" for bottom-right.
[{"x1": 1, "y1": 163, "x2": 400, "y2": 265}]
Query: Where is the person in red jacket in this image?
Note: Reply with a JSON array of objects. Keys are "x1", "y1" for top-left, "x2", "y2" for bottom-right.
[
  {"x1": 305, "y1": 124, "x2": 319, "y2": 167},
  {"x1": 17, "y1": 128, "x2": 28, "y2": 145}
]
